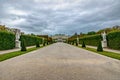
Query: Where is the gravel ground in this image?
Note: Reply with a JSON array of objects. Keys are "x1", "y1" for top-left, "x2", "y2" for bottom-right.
[{"x1": 0, "y1": 42, "x2": 120, "y2": 80}]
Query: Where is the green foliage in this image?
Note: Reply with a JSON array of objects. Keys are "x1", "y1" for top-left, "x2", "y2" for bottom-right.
[
  {"x1": 107, "y1": 31, "x2": 120, "y2": 50},
  {"x1": 36, "y1": 40, "x2": 40, "y2": 48},
  {"x1": 21, "y1": 39, "x2": 27, "y2": 51},
  {"x1": 20, "y1": 35, "x2": 42, "y2": 46},
  {"x1": 79, "y1": 34, "x2": 102, "y2": 46},
  {"x1": 76, "y1": 42, "x2": 78, "y2": 46},
  {"x1": 43, "y1": 42, "x2": 46, "y2": 46},
  {"x1": 82, "y1": 41, "x2": 86, "y2": 48},
  {"x1": 87, "y1": 31, "x2": 96, "y2": 35},
  {"x1": 97, "y1": 41, "x2": 103, "y2": 52},
  {"x1": 0, "y1": 31, "x2": 15, "y2": 50}
]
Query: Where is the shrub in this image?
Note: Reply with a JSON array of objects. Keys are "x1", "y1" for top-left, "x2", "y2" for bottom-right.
[
  {"x1": 36, "y1": 40, "x2": 40, "y2": 48},
  {"x1": 76, "y1": 42, "x2": 78, "y2": 46},
  {"x1": 20, "y1": 35, "x2": 42, "y2": 47},
  {"x1": 0, "y1": 31, "x2": 15, "y2": 50},
  {"x1": 107, "y1": 31, "x2": 120, "y2": 50},
  {"x1": 43, "y1": 42, "x2": 46, "y2": 46},
  {"x1": 21, "y1": 39, "x2": 27, "y2": 51},
  {"x1": 79, "y1": 34, "x2": 102, "y2": 46},
  {"x1": 97, "y1": 41, "x2": 103, "y2": 52},
  {"x1": 82, "y1": 41, "x2": 86, "y2": 48}
]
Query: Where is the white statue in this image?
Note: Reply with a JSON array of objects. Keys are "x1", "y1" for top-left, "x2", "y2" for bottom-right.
[
  {"x1": 101, "y1": 31, "x2": 107, "y2": 48},
  {"x1": 15, "y1": 29, "x2": 21, "y2": 48},
  {"x1": 101, "y1": 31, "x2": 106, "y2": 41},
  {"x1": 77, "y1": 36, "x2": 79, "y2": 44},
  {"x1": 15, "y1": 29, "x2": 21, "y2": 40}
]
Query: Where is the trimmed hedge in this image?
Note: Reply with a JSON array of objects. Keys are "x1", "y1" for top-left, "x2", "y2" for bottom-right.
[
  {"x1": 79, "y1": 34, "x2": 102, "y2": 46},
  {"x1": 107, "y1": 31, "x2": 120, "y2": 50},
  {"x1": 0, "y1": 31, "x2": 15, "y2": 50},
  {"x1": 20, "y1": 35, "x2": 42, "y2": 47}
]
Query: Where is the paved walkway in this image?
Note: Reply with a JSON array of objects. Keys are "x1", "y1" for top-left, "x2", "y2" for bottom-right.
[
  {"x1": 0, "y1": 46, "x2": 35, "y2": 54},
  {"x1": 0, "y1": 43, "x2": 120, "y2": 80}
]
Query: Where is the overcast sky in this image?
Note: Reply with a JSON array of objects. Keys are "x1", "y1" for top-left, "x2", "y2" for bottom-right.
[{"x1": 0, "y1": 0, "x2": 120, "y2": 35}]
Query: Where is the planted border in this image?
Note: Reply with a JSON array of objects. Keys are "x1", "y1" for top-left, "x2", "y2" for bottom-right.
[
  {"x1": 107, "y1": 31, "x2": 120, "y2": 50},
  {"x1": 0, "y1": 31, "x2": 15, "y2": 50},
  {"x1": 79, "y1": 34, "x2": 102, "y2": 46}
]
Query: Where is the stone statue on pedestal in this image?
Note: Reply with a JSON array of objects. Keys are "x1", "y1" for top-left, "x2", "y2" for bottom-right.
[
  {"x1": 102, "y1": 32, "x2": 107, "y2": 41},
  {"x1": 15, "y1": 29, "x2": 21, "y2": 48},
  {"x1": 77, "y1": 36, "x2": 79, "y2": 44},
  {"x1": 101, "y1": 32, "x2": 107, "y2": 48}
]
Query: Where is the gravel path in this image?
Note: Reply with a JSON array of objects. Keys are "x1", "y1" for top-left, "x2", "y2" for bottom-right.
[{"x1": 0, "y1": 42, "x2": 120, "y2": 80}]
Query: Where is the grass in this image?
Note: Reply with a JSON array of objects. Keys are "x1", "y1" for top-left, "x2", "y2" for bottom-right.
[
  {"x1": 0, "y1": 46, "x2": 44, "y2": 62},
  {"x1": 78, "y1": 46, "x2": 120, "y2": 60}
]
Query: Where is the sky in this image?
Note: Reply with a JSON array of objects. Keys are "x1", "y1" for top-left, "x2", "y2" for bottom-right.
[{"x1": 0, "y1": 0, "x2": 120, "y2": 35}]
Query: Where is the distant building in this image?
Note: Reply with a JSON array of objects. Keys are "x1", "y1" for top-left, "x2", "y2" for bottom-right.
[{"x1": 52, "y1": 34, "x2": 68, "y2": 42}]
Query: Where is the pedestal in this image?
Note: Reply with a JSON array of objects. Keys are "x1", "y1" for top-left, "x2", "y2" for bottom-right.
[
  {"x1": 101, "y1": 41, "x2": 107, "y2": 48},
  {"x1": 15, "y1": 40, "x2": 21, "y2": 48}
]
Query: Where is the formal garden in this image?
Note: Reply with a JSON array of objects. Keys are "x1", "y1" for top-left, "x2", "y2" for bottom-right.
[
  {"x1": 0, "y1": 25, "x2": 120, "y2": 61},
  {"x1": 68, "y1": 28, "x2": 120, "y2": 60},
  {"x1": 0, "y1": 28, "x2": 53, "y2": 61}
]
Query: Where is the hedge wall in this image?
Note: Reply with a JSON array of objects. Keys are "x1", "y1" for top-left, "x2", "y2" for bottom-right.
[
  {"x1": 0, "y1": 31, "x2": 15, "y2": 50},
  {"x1": 20, "y1": 35, "x2": 42, "y2": 47},
  {"x1": 79, "y1": 34, "x2": 102, "y2": 46},
  {"x1": 107, "y1": 31, "x2": 120, "y2": 50}
]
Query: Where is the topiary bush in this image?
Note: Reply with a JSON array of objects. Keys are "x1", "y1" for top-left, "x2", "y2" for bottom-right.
[
  {"x1": 0, "y1": 31, "x2": 15, "y2": 50},
  {"x1": 21, "y1": 39, "x2": 27, "y2": 51},
  {"x1": 36, "y1": 40, "x2": 40, "y2": 48},
  {"x1": 82, "y1": 41, "x2": 86, "y2": 48},
  {"x1": 43, "y1": 42, "x2": 46, "y2": 46},
  {"x1": 97, "y1": 41, "x2": 103, "y2": 52}
]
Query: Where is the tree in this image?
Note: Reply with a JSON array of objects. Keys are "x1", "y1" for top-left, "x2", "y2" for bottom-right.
[
  {"x1": 82, "y1": 41, "x2": 86, "y2": 48},
  {"x1": 21, "y1": 39, "x2": 27, "y2": 51},
  {"x1": 97, "y1": 41, "x2": 103, "y2": 52},
  {"x1": 74, "y1": 32, "x2": 78, "y2": 36}
]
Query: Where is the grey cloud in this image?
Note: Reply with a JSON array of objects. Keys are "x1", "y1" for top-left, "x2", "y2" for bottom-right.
[{"x1": 0, "y1": 0, "x2": 120, "y2": 35}]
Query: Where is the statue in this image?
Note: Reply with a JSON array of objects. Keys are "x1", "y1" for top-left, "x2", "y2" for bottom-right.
[
  {"x1": 77, "y1": 35, "x2": 79, "y2": 44},
  {"x1": 101, "y1": 31, "x2": 107, "y2": 48},
  {"x1": 101, "y1": 31, "x2": 106, "y2": 41},
  {"x1": 15, "y1": 29, "x2": 21, "y2": 48},
  {"x1": 15, "y1": 29, "x2": 21, "y2": 40}
]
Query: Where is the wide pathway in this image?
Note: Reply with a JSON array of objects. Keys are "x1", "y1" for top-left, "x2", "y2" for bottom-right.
[{"x1": 0, "y1": 43, "x2": 120, "y2": 80}]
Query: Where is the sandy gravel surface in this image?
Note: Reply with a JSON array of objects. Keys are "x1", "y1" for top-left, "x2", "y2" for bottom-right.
[{"x1": 0, "y1": 42, "x2": 120, "y2": 80}]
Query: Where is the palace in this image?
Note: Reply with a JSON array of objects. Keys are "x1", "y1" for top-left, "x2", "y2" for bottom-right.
[{"x1": 52, "y1": 34, "x2": 69, "y2": 42}]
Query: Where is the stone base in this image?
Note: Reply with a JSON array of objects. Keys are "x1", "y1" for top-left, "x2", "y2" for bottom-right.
[
  {"x1": 101, "y1": 41, "x2": 107, "y2": 48},
  {"x1": 15, "y1": 41, "x2": 21, "y2": 48}
]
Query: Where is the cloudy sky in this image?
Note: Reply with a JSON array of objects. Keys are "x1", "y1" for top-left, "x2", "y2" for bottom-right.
[{"x1": 0, "y1": 0, "x2": 120, "y2": 35}]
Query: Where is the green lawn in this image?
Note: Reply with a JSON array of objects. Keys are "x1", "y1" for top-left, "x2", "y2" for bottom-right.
[
  {"x1": 79, "y1": 46, "x2": 120, "y2": 60},
  {"x1": 0, "y1": 46, "x2": 44, "y2": 62}
]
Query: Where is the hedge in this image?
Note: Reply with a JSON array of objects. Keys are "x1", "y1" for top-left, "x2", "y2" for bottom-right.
[
  {"x1": 107, "y1": 31, "x2": 120, "y2": 50},
  {"x1": 20, "y1": 35, "x2": 42, "y2": 47},
  {"x1": 79, "y1": 34, "x2": 102, "y2": 46},
  {"x1": 0, "y1": 31, "x2": 15, "y2": 50}
]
